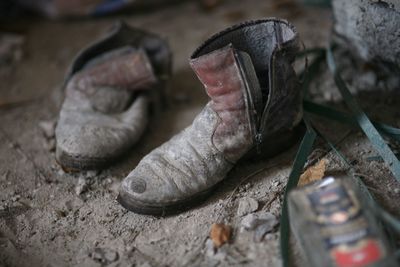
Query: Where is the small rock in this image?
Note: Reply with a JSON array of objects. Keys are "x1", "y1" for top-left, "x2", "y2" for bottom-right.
[
  {"x1": 75, "y1": 177, "x2": 88, "y2": 196},
  {"x1": 38, "y1": 120, "x2": 56, "y2": 139},
  {"x1": 85, "y1": 170, "x2": 99, "y2": 178},
  {"x1": 254, "y1": 221, "x2": 276, "y2": 242},
  {"x1": 90, "y1": 248, "x2": 119, "y2": 264},
  {"x1": 205, "y1": 238, "x2": 216, "y2": 257},
  {"x1": 237, "y1": 197, "x2": 259, "y2": 217},
  {"x1": 64, "y1": 200, "x2": 74, "y2": 211},
  {"x1": 240, "y1": 211, "x2": 279, "y2": 242},
  {"x1": 104, "y1": 250, "x2": 118, "y2": 263},
  {"x1": 253, "y1": 213, "x2": 279, "y2": 242},
  {"x1": 241, "y1": 214, "x2": 258, "y2": 230},
  {"x1": 11, "y1": 194, "x2": 20, "y2": 202},
  {"x1": 125, "y1": 245, "x2": 135, "y2": 253},
  {"x1": 57, "y1": 168, "x2": 66, "y2": 176},
  {"x1": 213, "y1": 249, "x2": 227, "y2": 261}
]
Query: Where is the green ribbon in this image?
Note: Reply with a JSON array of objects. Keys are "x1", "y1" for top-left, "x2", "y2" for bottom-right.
[
  {"x1": 303, "y1": 101, "x2": 400, "y2": 142},
  {"x1": 280, "y1": 118, "x2": 317, "y2": 267},
  {"x1": 326, "y1": 46, "x2": 400, "y2": 180}
]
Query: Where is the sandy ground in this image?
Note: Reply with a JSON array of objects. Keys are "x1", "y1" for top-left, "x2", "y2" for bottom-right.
[{"x1": 0, "y1": 0, "x2": 399, "y2": 266}]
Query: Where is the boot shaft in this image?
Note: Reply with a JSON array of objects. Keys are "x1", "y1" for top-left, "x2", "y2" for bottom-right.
[{"x1": 190, "y1": 19, "x2": 301, "y2": 153}]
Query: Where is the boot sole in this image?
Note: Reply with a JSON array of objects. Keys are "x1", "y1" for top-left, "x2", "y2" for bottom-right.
[
  {"x1": 117, "y1": 184, "x2": 218, "y2": 216},
  {"x1": 117, "y1": 124, "x2": 305, "y2": 216},
  {"x1": 56, "y1": 148, "x2": 117, "y2": 172}
]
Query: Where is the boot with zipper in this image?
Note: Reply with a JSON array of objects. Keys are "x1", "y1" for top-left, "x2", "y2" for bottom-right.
[{"x1": 118, "y1": 19, "x2": 303, "y2": 215}]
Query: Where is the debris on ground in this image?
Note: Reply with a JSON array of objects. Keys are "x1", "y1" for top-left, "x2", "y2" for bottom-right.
[
  {"x1": 38, "y1": 120, "x2": 56, "y2": 139},
  {"x1": 89, "y1": 247, "x2": 119, "y2": 265},
  {"x1": 237, "y1": 197, "x2": 259, "y2": 217},
  {"x1": 38, "y1": 120, "x2": 57, "y2": 151},
  {"x1": 210, "y1": 223, "x2": 232, "y2": 248},
  {"x1": 1, "y1": 1, "x2": 399, "y2": 266},
  {"x1": 75, "y1": 177, "x2": 88, "y2": 196},
  {"x1": 240, "y1": 211, "x2": 279, "y2": 242},
  {"x1": 298, "y1": 158, "x2": 327, "y2": 186},
  {"x1": 205, "y1": 238, "x2": 217, "y2": 257}
]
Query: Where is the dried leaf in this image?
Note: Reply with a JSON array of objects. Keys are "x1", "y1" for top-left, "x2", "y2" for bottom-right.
[
  {"x1": 298, "y1": 159, "x2": 327, "y2": 186},
  {"x1": 210, "y1": 223, "x2": 231, "y2": 248}
]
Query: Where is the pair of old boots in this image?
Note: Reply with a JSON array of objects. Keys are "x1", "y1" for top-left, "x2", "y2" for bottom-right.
[{"x1": 56, "y1": 19, "x2": 303, "y2": 215}]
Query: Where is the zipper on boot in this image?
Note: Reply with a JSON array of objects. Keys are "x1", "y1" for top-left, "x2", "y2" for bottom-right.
[{"x1": 233, "y1": 49, "x2": 264, "y2": 152}]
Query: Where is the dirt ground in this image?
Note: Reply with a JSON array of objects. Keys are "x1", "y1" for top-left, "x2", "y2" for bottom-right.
[{"x1": 0, "y1": 0, "x2": 399, "y2": 266}]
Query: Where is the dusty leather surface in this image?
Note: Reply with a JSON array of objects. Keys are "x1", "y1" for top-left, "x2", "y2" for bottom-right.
[
  {"x1": 55, "y1": 23, "x2": 171, "y2": 169},
  {"x1": 120, "y1": 19, "x2": 301, "y2": 208},
  {"x1": 190, "y1": 45, "x2": 254, "y2": 162}
]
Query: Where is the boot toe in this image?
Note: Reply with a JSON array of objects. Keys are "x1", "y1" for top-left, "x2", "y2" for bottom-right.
[{"x1": 56, "y1": 123, "x2": 132, "y2": 170}]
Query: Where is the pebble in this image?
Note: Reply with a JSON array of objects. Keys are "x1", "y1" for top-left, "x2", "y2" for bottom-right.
[
  {"x1": 237, "y1": 197, "x2": 259, "y2": 217},
  {"x1": 90, "y1": 247, "x2": 119, "y2": 264},
  {"x1": 205, "y1": 238, "x2": 216, "y2": 257},
  {"x1": 240, "y1": 211, "x2": 279, "y2": 242},
  {"x1": 85, "y1": 170, "x2": 100, "y2": 178},
  {"x1": 104, "y1": 250, "x2": 118, "y2": 263},
  {"x1": 75, "y1": 177, "x2": 88, "y2": 196},
  {"x1": 38, "y1": 120, "x2": 56, "y2": 139},
  {"x1": 241, "y1": 214, "x2": 258, "y2": 229},
  {"x1": 11, "y1": 194, "x2": 20, "y2": 202}
]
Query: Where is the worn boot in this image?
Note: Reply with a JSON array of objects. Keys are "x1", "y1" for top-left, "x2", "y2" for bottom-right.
[
  {"x1": 55, "y1": 22, "x2": 171, "y2": 171},
  {"x1": 118, "y1": 19, "x2": 302, "y2": 215}
]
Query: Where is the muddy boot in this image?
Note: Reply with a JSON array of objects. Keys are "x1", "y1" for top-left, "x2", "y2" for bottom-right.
[
  {"x1": 55, "y1": 21, "x2": 171, "y2": 171},
  {"x1": 118, "y1": 19, "x2": 302, "y2": 215}
]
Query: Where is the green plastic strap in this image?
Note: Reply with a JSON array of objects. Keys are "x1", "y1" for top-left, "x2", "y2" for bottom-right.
[
  {"x1": 280, "y1": 118, "x2": 317, "y2": 267},
  {"x1": 326, "y1": 47, "x2": 400, "y2": 181},
  {"x1": 303, "y1": 100, "x2": 400, "y2": 142}
]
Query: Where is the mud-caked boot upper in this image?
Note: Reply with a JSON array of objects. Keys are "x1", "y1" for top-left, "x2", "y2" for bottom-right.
[{"x1": 118, "y1": 19, "x2": 301, "y2": 215}]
